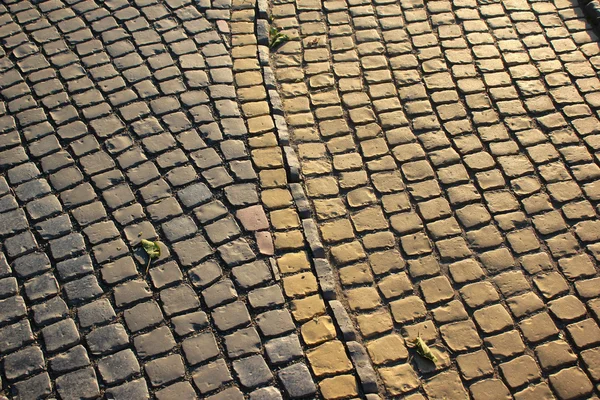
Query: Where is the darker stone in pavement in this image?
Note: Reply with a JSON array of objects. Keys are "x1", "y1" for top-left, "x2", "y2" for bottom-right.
[
  {"x1": 207, "y1": 387, "x2": 244, "y2": 400},
  {"x1": 204, "y1": 216, "x2": 241, "y2": 245},
  {"x1": 32, "y1": 295, "x2": 69, "y2": 326},
  {"x1": 42, "y1": 318, "x2": 80, "y2": 353},
  {"x1": 225, "y1": 327, "x2": 262, "y2": 359},
  {"x1": 172, "y1": 235, "x2": 213, "y2": 266},
  {"x1": 161, "y1": 215, "x2": 197, "y2": 243},
  {"x1": 156, "y1": 381, "x2": 197, "y2": 400},
  {"x1": 250, "y1": 387, "x2": 283, "y2": 400},
  {"x1": 106, "y1": 378, "x2": 149, "y2": 400},
  {"x1": 97, "y1": 349, "x2": 140, "y2": 384},
  {"x1": 3, "y1": 346, "x2": 45, "y2": 381},
  {"x1": 224, "y1": 183, "x2": 259, "y2": 206},
  {"x1": 124, "y1": 301, "x2": 164, "y2": 333},
  {"x1": 0, "y1": 320, "x2": 34, "y2": 353},
  {"x1": 55, "y1": 367, "x2": 100, "y2": 400},
  {"x1": 212, "y1": 301, "x2": 252, "y2": 331},
  {"x1": 63, "y1": 274, "x2": 103, "y2": 304},
  {"x1": 113, "y1": 279, "x2": 152, "y2": 307},
  {"x1": 24, "y1": 272, "x2": 59, "y2": 301},
  {"x1": 171, "y1": 311, "x2": 209, "y2": 337},
  {"x1": 233, "y1": 355, "x2": 273, "y2": 389},
  {"x1": 177, "y1": 182, "x2": 212, "y2": 208},
  {"x1": 85, "y1": 323, "x2": 129, "y2": 356},
  {"x1": 12, "y1": 252, "x2": 50, "y2": 278},
  {"x1": 182, "y1": 331, "x2": 220, "y2": 366},
  {"x1": 144, "y1": 354, "x2": 185, "y2": 387},
  {"x1": 217, "y1": 238, "x2": 255, "y2": 266},
  {"x1": 35, "y1": 214, "x2": 72, "y2": 239},
  {"x1": 232, "y1": 260, "x2": 272, "y2": 289},
  {"x1": 134, "y1": 326, "x2": 176, "y2": 359},
  {"x1": 188, "y1": 259, "x2": 222, "y2": 288},
  {"x1": 11, "y1": 372, "x2": 52, "y2": 400},
  {"x1": 160, "y1": 284, "x2": 200, "y2": 316},
  {"x1": 248, "y1": 285, "x2": 285, "y2": 310},
  {"x1": 0, "y1": 277, "x2": 17, "y2": 298},
  {"x1": 49, "y1": 345, "x2": 91, "y2": 374},
  {"x1": 0, "y1": 209, "x2": 29, "y2": 236},
  {"x1": 0, "y1": 296, "x2": 27, "y2": 324},
  {"x1": 265, "y1": 334, "x2": 303, "y2": 365},
  {"x1": 256, "y1": 309, "x2": 296, "y2": 337},
  {"x1": 77, "y1": 298, "x2": 116, "y2": 329},
  {"x1": 192, "y1": 358, "x2": 233, "y2": 394},
  {"x1": 4, "y1": 231, "x2": 37, "y2": 258},
  {"x1": 49, "y1": 233, "x2": 85, "y2": 260},
  {"x1": 277, "y1": 362, "x2": 317, "y2": 398},
  {"x1": 202, "y1": 278, "x2": 238, "y2": 308}
]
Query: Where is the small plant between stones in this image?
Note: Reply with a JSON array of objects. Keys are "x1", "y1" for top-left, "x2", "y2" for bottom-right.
[{"x1": 269, "y1": 26, "x2": 289, "y2": 49}]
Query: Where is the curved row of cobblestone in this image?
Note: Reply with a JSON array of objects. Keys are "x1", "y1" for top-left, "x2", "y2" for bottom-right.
[
  {"x1": 268, "y1": 0, "x2": 600, "y2": 398},
  {"x1": 0, "y1": 0, "x2": 365, "y2": 398}
]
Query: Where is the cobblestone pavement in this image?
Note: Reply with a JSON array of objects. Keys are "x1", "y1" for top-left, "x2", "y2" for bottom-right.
[
  {"x1": 268, "y1": 0, "x2": 600, "y2": 398},
  {"x1": 1, "y1": 0, "x2": 600, "y2": 398}
]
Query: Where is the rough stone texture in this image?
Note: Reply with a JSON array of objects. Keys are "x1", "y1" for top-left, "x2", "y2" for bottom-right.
[{"x1": 2, "y1": 0, "x2": 600, "y2": 398}]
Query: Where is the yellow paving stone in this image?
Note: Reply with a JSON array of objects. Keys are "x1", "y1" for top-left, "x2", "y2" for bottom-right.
[
  {"x1": 291, "y1": 294, "x2": 326, "y2": 322},
  {"x1": 301, "y1": 316, "x2": 337, "y2": 346},
  {"x1": 366, "y1": 334, "x2": 409, "y2": 365},
  {"x1": 261, "y1": 188, "x2": 293, "y2": 209},
  {"x1": 330, "y1": 241, "x2": 366, "y2": 265},
  {"x1": 346, "y1": 287, "x2": 381, "y2": 311},
  {"x1": 282, "y1": 272, "x2": 318, "y2": 298},
  {"x1": 339, "y1": 263, "x2": 374, "y2": 286},
  {"x1": 251, "y1": 147, "x2": 284, "y2": 169},
  {"x1": 357, "y1": 308, "x2": 394, "y2": 338},
  {"x1": 307, "y1": 340, "x2": 353, "y2": 377},
  {"x1": 277, "y1": 251, "x2": 311, "y2": 274},
  {"x1": 270, "y1": 208, "x2": 300, "y2": 230},
  {"x1": 320, "y1": 219, "x2": 355, "y2": 243},
  {"x1": 379, "y1": 364, "x2": 420, "y2": 396},
  {"x1": 314, "y1": 198, "x2": 347, "y2": 220},
  {"x1": 273, "y1": 230, "x2": 305, "y2": 250},
  {"x1": 319, "y1": 375, "x2": 359, "y2": 399},
  {"x1": 259, "y1": 169, "x2": 287, "y2": 188}
]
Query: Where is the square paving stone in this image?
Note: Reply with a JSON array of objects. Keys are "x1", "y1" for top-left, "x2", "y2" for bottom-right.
[
  {"x1": 156, "y1": 382, "x2": 196, "y2": 400},
  {"x1": 182, "y1": 330, "x2": 220, "y2": 366},
  {"x1": 34, "y1": 214, "x2": 73, "y2": 240},
  {"x1": 77, "y1": 297, "x2": 116, "y2": 329},
  {"x1": 192, "y1": 358, "x2": 233, "y2": 394},
  {"x1": 4, "y1": 345, "x2": 45, "y2": 381},
  {"x1": 56, "y1": 367, "x2": 100, "y2": 400},
  {"x1": 0, "y1": 295, "x2": 27, "y2": 324},
  {"x1": 249, "y1": 387, "x2": 283, "y2": 400},
  {"x1": 549, "y1": 366, "x2": 593, "y2": 400},
  {"x1": 161, "y1": 216, "x2": 198, "y2": 243},
  {"x1": 86, "y1": 323, "x2": 129, "y2": 356},
  {"x1": 188, "y1": 260, "x2": 222, "y2": 288},
  {"x1": 202, "y1": 279, "x2": 238, "y2": 308},
  {"x1": 106, "y1": 378, "x2": 149, "y2": 400},
  {"x1": 224, "y1": 327, "x2": 262, "y2": 359},
  {"x1": 12, "y1": 251, "x2": 50, "y2": 278},
  {"x1": 63, "y1": 274, "x2": 103, "y2": 304},
  {"x1": 12, "y1": 372, "x2": 52, "y2": 400},
  {"x1": 145, "y1": 354, "x2": 185, "y2": 387},
  {"x1": 49, "y1": 345, "x2": 91, "y2": 374},
  {"x1": 233, "y1": 355, "x2": 273, "y2": 389},
  {"x1": 97, "y1": 349, "x2": 140, "y2": 384},
  {"x1": 149, "y1": 261, "x2": 183, "y2": 289},
  {"x1": 50, "y1": 233, "x2": 85, "y2": 260},
  {"x1": 5, "y1": 231, "x2": 38, "y2": 258},
  {"x1": 113, "y1": 279, "x2": 152, "y2": 307},
  {"x1": 171, "y1": 311, "x2": 209, "y2": 337},
  {"x1": 42, "y1": 318, "x2": 80, "y2": 353},
  {"x1": 160, "y1": 284, "x2": 200, "y2": 316},
  {"x1": 277, "y1": 362, "x2": 317, "y2": 398},
  {"x1": 32, "y1": 295, "x2": 68, "y2": 327},
  {"x1": 232, "y1": 260, "x2": 272, "y2": 289},
  {"x1": 212, "y1": 301, "x2": 252, "y2": 331},
  {"x1": 204, "y1": 216, "x2": 241, "y2": 245},
  {"x1": 217, "y1": 238, "x2": 255, "y2": 266},
  {"x1": 24, "y1": 272, "x2": 59, "y2": 301},
  {"x1": 134, "y1": 326, "x2": 177, "y2": 359},
  {"x1": 172, "y1": 235, "x2": 214, "y2": 266},
  {"x1": 265, "y1": 333, "x2": 303, "y2": 365},
  {"x1": 124, "y1": 301, "x2": 164, "y2": 333},
  {"x1": 100, "y1": 256, "x2": 138, "y2": 285}
]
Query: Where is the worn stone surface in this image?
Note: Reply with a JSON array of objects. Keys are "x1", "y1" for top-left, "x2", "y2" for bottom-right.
[{"x1": 2, "y1": 0, "x2": 600, "y2": 398}]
